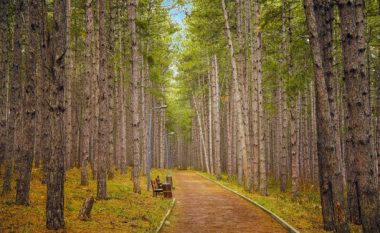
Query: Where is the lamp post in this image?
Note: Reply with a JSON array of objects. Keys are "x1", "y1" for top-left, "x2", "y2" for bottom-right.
[
  {"x1": 147, "y1": 105, "x2": 167, "y2": 192},
  {"x1": 166, "y1": 132, "x2": 175, "y2": 174},
  {"x1": 166, "y1": 132, "x2": 175, "y2": 187}
]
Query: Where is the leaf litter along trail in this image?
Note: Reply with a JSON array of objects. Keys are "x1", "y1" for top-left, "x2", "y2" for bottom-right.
[{"x1": 162, "y1": 171, "x2": 287, "y2": 233}]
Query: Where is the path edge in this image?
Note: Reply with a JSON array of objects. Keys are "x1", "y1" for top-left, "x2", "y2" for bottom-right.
[
  {"x1": 197, "y1": 172, "x2": 300, "y2": 233},
  {"x1": 155, "y1": 198, "x2": 176, "y2": 233}
]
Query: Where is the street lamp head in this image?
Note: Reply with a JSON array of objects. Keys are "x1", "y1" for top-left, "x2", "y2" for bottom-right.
[{"x1": 153, "y1": 105, "x2": 167, "y2": 110}]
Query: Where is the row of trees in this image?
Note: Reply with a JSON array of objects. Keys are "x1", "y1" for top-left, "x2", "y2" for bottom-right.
[
  {"x1": 0, "y1": 0, "x2": 68, "y2": 228},
  {"x1": 0, "y1": 0, "x2": 175, "y2": 229},
  {"x1": 169, "y1": 0, "x2": 380, "y2": 232}
]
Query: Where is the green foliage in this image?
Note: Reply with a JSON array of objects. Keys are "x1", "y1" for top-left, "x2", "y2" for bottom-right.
[{"x1": 166, "y1": 0, "x2": 317, "y2": 131}]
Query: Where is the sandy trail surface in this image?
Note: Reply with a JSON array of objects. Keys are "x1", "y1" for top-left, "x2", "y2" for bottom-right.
[{"x1": 161, "y1": 171, "x2": 287, "y2": 233}]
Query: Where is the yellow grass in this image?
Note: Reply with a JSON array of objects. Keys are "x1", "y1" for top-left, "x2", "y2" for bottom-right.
[{"x1": 0, "y1": 167, "x2": 172, "y2": 233}]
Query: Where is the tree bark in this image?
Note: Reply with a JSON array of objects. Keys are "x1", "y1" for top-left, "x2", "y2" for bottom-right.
[
  {"x1": 91, "y1": 0, "x2": 100, "y2": 179},
  {"x1": 39, "y1": 0, "x2": 51, "y2": 185},
  {"x1": 46, "y1": 0, "x2": 67, "y2": 228},
  {"x1": 338, "y1": 0, "x2": 380, "y2": 230},
  {"x1": 16, "y1": 0, "x2": 40, "y2": 205},
  {"x1": 249, "y1": 0, "x2": 259, "y2": 191},
  {"x1": 97, "y1": 0, "x2": 108, "y2": 200},
  {"x1": 193, "y1": 94, "x2": 210, "y2": 173},
  {"x1": 0, "y1": 0, "x2": 9, "y2": 184},
  {"x1": 78, "y1": 196, "x2": 95, "y2": 221},
  {"x1": 3, "y1": 0, "x2": 24, "y2": 194},
  {"x1": 279, "y1": 0, "x2": 288, "y2": 192},
  {"x1": 208, "y1": 72, "x2": 214, "y2": 175},
  {"x1": 107, "y1": 0, "x2": 115, "y2": 179},
  {"x1": 82, "y1": 0, "x2": 94, "y2": 186},
  {"x1": 303, "y1": 0, "x2": 350, "y2": 231},
  {"x1": 221, "y1": 0, "x2": 248, "y2": 185},
  {"x1": 211, "y1": 55, "x2": 221, "y2": 178},
  {"x1": 64, "y1": 0, "x2": 72, "y2": 170},
  {"x1": 129, "y1": 0, "x2": 141, "y2": 193},
  {"x1": 377, "y1": 36, "x2": 380, "y2": 231},
  {"x1": 291, "y1": 98, "x2": 299, "y2": 200},
  {"x1": 251, "y1": 0, "x2": 267, "y2": 196}
]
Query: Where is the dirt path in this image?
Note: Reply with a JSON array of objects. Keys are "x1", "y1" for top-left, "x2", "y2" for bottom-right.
[{"x1": 161, "y1": 171, "x2": 287, "y2": 233}]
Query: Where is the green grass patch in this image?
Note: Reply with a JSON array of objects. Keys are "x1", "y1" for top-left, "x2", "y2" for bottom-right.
[{"x1": 0, "y1": 167, "x2": 172, "y2": 233}]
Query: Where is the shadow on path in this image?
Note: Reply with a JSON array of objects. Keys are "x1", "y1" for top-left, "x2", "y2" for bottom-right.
[{"x1": 161, "y1": 171, "x2": 287, "y2": 233}]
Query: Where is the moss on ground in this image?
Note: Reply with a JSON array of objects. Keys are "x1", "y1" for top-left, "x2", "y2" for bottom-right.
[
  {"x1": 0, "y1": 168, "x2": 172, "y2": 233},
  {"x1": 200, "y1": 172, "x2": 362, "y2": 233}
]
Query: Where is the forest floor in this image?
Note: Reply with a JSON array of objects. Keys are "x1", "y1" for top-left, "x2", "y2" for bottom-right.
[
  {"x1": 199, "y1": 172, "x2": 363, "y2": 233},
  {"x1": 161, "y1": 171, "x2": 287, "y2": 233},
  {"x1": 0, "y1": 168, "x2": 172, "y2": 233}
]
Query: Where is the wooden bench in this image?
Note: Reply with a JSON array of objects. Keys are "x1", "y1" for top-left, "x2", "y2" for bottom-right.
[{"x1": 151, "y1": 180, "x2": 163, "y2": 197}]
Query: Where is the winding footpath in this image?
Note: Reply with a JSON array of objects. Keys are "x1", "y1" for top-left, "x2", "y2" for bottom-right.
[{"x1": 161, "y1": 171, "x2": 287, "y2": 233}]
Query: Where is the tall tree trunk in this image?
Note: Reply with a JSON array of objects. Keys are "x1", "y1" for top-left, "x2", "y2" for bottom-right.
[
  {"x1": 310, "y1": 81, "x2": 319, "y2": 187},
  {"x1": 91, "y1": 0, "x2": 100, "y2": 179},
  {"x1": 279, "y1": 79, "x2": 287, "y2": 192},
  {"x1": 0, "y1": 0, "x2": 9, "y2": 187},
  {"x1": 193, "y1": 94, "x2": 210, "y2": 173},
  {"x1": 140, "y1": 56, "x2": 147, "y2": 175},
  {"x1": 303, "y1": 0, "x2": 350, "y2": 231},
  {"x1": 129, "y1": 0, "x2": 141, "y2": 193},
  {"x1": 200, "y1": 76, "x2": 211, "y2": 174},
  {"x1": 226, "y1": 84, "x2": 232, "y2": 177},
  {"x1": 82, "y1": 0, "x2": 94, "y2": 186},
  {"x1": 291, "y1": 98, "x2": 299, "y2": 199},
  {"x1": 46, "y1": 0, "x2": 67, "y2": 228},
  {"x1": 208, "y1": 72, "x2": 214, "y2": 175},
  {"x1": 120, "y1": 60, "x2": 127, "y2": 174},
  {"x1": 338, "y1": 0, "x2": 380, "y2": 230},
  {"x1": 377, "y1": 36, "x2": 380, "y2": 229},
  {"x1": 160, "y1": 97, "x2": 166, "y2": 169},
  {"x1": 249, "y1": 0, "x2": 259, "y2": 191},
  {"x1": 211, "y1": 55, "x2": 221, "y2": 178},
  {"x1": 221, "y1": 0, "x2": 248, "y2": 185},
  {"x1": 107, "y1": 0, "x2": 115, "y2": 179},
  {"x1": 3, "y1": 0, "x2": 24, "y2": 194},
  {"x1": 64, "y1": 0, "x2": 72, "y2": 170},
  {"x1": 39, "y1": 0, "x2": 51, "y2": 185},
  {"x1": 97, "y1": 0, "x2": 108, "y2": 199},
  {"x1": 252, "y1": 0, "x2": 267, "y2": 196},
  {"x1": 280, "y1": 0, "x2": 288, "y2": 192},
  {"x1": 236, "y1": 0, "x2": 251, "y2": 189},
  {"x1": 16, "y1": 0, "x2": 40, "y2": 205}
]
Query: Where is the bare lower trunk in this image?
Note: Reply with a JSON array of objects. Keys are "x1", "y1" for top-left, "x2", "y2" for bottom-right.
[{"x1": 78, "y1": 196, "x2": 95, "y2": 221}]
